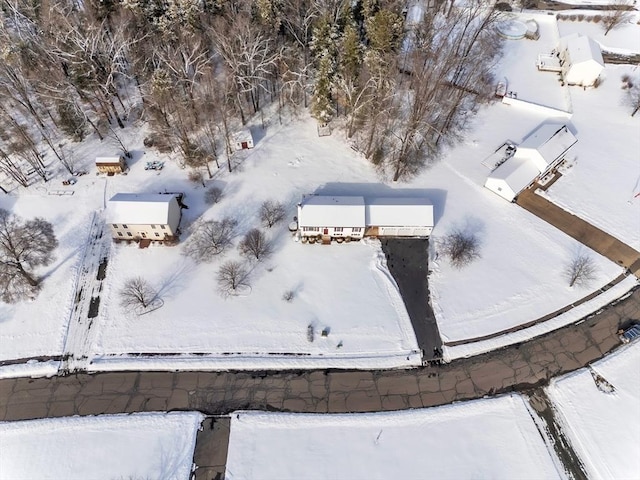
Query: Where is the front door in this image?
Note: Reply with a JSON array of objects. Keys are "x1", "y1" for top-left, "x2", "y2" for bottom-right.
[
  {"x1": 323, "y1": 228, "x2": 328, "y2": 235},
  {"x1": 241, "y1": 141, "x2": 248, "y2": 149}
]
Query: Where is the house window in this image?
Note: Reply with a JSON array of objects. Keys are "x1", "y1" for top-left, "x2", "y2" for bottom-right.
[
  {"x1": 352, "y1": 228, "x2": 361, "y2": 233},
  {"x1": 335, "y1": 227, "x2": 343, "y2": 232},
  {"x1": 122, "y1": 224, "x2": 128, "y2": 228},
  {"x1": 151, "y1": 224, "x2": 156, "y2": 229},
  {"x1": 127, "y1": 232, "x2": 132, "y2": 237},
  {"x1": 161, "y1": 225, "x2": 166, "y2": 230},
  {"x1": 155, "y1": 233, "x2": 160, "y2": 237},
  {"x1": 117, "y1": 232, "x2": 123, "y2": 237},
  {"x1": 112, "y1": 224, "x2": 118, "y2": 228}
]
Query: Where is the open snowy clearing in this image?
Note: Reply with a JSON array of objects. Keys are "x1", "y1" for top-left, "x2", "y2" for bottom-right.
[
  {"x1": 557, "y1": 14, "x2": 640, "y2": 54},
  {"x1": 541, "y1": 63, "x2": 640, "y2": 250},
  {"x1": 1, "y1": 11, "x2": 638, "y2": 373},
  {"x1": 547, "y1": 343, "x2": 640, "y2": 480},
  {"x1": 226, "y1": 395, "x2": 566, "y2": 480},
  {"x1": 0, "y1": 412, "x2": 203, "y2": 480}
]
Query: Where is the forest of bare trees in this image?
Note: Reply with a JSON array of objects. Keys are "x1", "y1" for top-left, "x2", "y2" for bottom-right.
[{"x1": 0, "y1": 0, "x2": 504, "y2": 185}]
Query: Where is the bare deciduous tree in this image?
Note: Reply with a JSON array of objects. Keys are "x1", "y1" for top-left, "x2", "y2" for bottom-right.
[
  {"x1": 119, "y1": 277, "x2": 157, "y2": 309},
  {"x1": 183, "y1": 218, "x2": 237, "y2": 262},
  {"x1": 217, "y1": 260, "x2": 250, "y2": 296},
  {"x1": 0, "y1": 208, "x2": 58, "y2": 302},
  {"x1": 564, "y1": 251, "x2": 597, "y2": 288},
  {"x1": 602, "y1": 1, "x2": 633, "y2": 36},
  {"x1": 204, "y1": 186, "x2": 224, "y2": 205},
  {"x1": 239, "y1": 228, "x2": 272, "y2": 260},
  {"x1": 260, "y1": 200, "x2": 286, "y2": 228},
  {"x1": 440, "y1": 228, "x2": 481, "y2": 269}
]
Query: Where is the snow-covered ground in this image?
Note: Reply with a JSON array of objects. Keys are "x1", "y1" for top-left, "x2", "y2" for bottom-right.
[
  {"x1": 226, "y1": 395, "x2": 566, "y2": 480},
  {"x1": 558, "y1": 15, "x2": 640, "y2": 54},
  {"x1": 1, "y1": 9, "x2": 638, "y2": 374},
  {"x1": 0, "y1": 412, "x2": 204, "y2": 480},
  {"x1": 542, "y1": 63, "x2": 640, "y2": 250},
  {"x1": 547, "y1": 343, "x2": 640, "y2": 480}
]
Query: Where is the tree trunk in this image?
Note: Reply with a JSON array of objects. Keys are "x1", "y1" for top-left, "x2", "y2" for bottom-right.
[{"x1": 17, "y1": 264, "x2": 39, "y2": 286}]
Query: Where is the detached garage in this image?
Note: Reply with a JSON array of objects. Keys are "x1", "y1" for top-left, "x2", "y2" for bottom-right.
[{"x1": 365, "y1": 197, "x2": 434, "y2": 237}]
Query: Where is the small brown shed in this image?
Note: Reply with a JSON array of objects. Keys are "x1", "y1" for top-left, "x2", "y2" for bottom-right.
[{"x1": 96, "y1": 155, "x2": 127, "y2": 174}]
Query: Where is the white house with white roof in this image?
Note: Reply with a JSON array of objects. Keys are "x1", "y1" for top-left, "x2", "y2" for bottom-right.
[
  {"x1": 296, "y1": 195, "x2": 434, "y2": 242},
  {"x1": 107, "y1": 193, "x2": 182, "y2": 242},
  {"x1": 559, "y1": 34, "x2": 604, "y2": 87},
  {"x1": 297, "y1": 196, "x2": 366, "y2": 242},
  {"x1": 484, "y1": 124, "x2": 577, "y2": 202}
]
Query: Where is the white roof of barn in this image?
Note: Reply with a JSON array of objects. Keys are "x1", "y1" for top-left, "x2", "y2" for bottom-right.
[
  {"x1": 515, "y1": 124, "x2": 577, "y2": 171},
  {"x1": 487, "y1": 156, "x2": 541, "y2": 196},
  {"x1": 561, "y1": 34, "x2": 604, "y2": 67},
  {"x1": 365, "y1": 197, "x2": 434, "y2": 227},
  {"x1": 107, "y1": 193, "x2": 177, "y2": 225},
  {"x1": 95, "y1": 156, "x2": 122, "y2": 164},
  {"x1": 298, "y1": 196, "x2": 365, "y2": 228}
]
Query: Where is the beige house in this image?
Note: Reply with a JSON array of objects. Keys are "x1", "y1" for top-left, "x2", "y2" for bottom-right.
[
  {"x1": 107, "y1": 193, "x2": 182, "y2": 243},
  {"x1": 96, "y1": 155, "x2": 127, "y2": 174}
]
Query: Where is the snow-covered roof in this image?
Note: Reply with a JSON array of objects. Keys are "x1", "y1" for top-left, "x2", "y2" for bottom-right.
[
  {"x1": 487, "y1": 156, "x2": 541, "y2": 195},
  {"x1": 365, "y1": 197, "x2": 434, "y2": 227},
  {"x1": 298, "y1": 196, "x2": 365, "y2": 227},
  {"x1": 107, "y1": 193, "x2": 177, "y2": 225},
  {"x1": 561, "y1": 34, "x2": 604, "y2": 67},
  {"x1": 515, "y1": 124, "x2": 577, "y2": 171},
  {"x1": 233, "y1": 129, "x2": 253, "y2": 142},
  {"x1": 96, "y1": 156, "x2": 123, "y2": 164}
]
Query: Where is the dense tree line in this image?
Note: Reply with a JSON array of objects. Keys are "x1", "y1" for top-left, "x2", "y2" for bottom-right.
[{"x1": 0, "y1": 0, "x2": 503, "y2": 184}]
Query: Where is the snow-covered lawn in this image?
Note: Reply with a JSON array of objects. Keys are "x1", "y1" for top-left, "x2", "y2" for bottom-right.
[
  {"x1": 542, "y1": 64, "x2": 640, "y2": 250},
  {"x1": 547, "y1": 343, "x2": 640, "y2": 480},
  {"x1": 226, "y1": 395, "x2": 566, "y2": 480},
  {"x1": 0, "y1": 412, "x2": 204, "y2": 480},
  {"x1": 1, "y1": 11, "x2": 638, "y2": 372},
  {"x1": 558, "y1": 15, "x2": 640, "y2": 54}
]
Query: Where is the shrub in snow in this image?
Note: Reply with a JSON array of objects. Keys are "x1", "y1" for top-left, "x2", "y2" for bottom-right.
[
  {"x1": 439, "y1": 228, "x2": 481, "y2": 269},
  {"x1": 204, "y1": 186, "x2": 224, "y2": 205},
  {"x1": 282, "y1": 290, "x2": 295, "y2": 302}
]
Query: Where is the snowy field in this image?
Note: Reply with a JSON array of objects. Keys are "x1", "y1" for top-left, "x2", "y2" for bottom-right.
[
  {"x1": 547, "y1": 343, "x2": 640, "y2": 480},
  {"x1": 497, "y1": 13, "x2": 570, "y2": 111},
  {"x1": 542, "y1": 63, "x2": 640, "y2": 250},
  {"x1": 558, "y1": 14, "x2": 640, "y2": 54},
  {"x1": 1, "y1": 9, "x2": 638, "y2": 373},
  {"x1": 226, "y1": 395, "x2": 566, "y2": 480},
  {"x1": 0, "y1": 412, "x2": 203, "y2": 480}
]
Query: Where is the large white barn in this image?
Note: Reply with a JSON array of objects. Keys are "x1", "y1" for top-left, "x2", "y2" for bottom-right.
[
  {"x1": 559, "y1": 34, "x2": 604, "y2": 87},
  {"x1": 484, "y1": 124, "x2": 577, "y2": 202},
  {"x1": 296, "y1": 195, "x2": 434, "y2": 242},
  {"x1": 107, "y1": 193, "x2": 182, "y2": 242}
]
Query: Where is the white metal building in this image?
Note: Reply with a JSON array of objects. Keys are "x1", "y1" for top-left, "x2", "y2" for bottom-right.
[
  {"x1": 297, "y1": 196, "x2": 366, "y2": 240},
  {"x1": 107, "y1": 193, "x2": 182, "y2": 242},
  {"x1": 559, "y1": 34, "x2": 604, "y2": 87},
  {"x1": 365, "y1": 197, "x2": 434, "y2": 237},
  {"x1": 484, "y1": 124, "x2": 577, "y2": 202}
]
